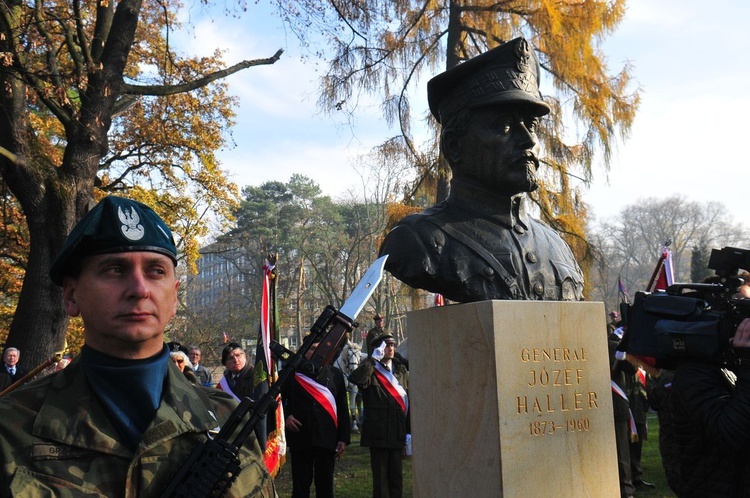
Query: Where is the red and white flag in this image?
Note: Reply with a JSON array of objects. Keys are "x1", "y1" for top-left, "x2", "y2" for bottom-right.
[
  {"x1": 636, "y1": 367, "x2": 647, "y2": 387},
  {"x1": 647, "y1": 244, "x2": 675, "y2": 292},
  {"x1": 255, "y1": 257, "x2": 286, "y2": 477},
  {"x1": 259, "y1": 261, "x2": 274, "y2": 373}
]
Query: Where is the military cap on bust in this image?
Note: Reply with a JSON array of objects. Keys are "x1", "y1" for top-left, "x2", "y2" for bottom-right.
[
  {"x1": 49, "y1": 196, "x2": 178, "y2": 285},
  {"x1": 370, "y1": 333, "x2": 395, "y2": 350},
  {"x1": 427, "y1": 36, "x2": 550, "y2": 124}
]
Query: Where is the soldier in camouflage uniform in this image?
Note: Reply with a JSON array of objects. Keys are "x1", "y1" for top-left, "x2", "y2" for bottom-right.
[{"x1": 0, "y1": 196, "x2": 276, "y2": 497}]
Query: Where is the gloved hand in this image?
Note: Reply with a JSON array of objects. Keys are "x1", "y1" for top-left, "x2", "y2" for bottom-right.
[{"x1": 372, "y1": 341, "x2": 386, "y2": 361}]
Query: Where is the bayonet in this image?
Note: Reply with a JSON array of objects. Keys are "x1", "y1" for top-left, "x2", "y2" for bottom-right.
[
  {"x1": 340, "y1": 255, "x2": 388, "y2": 320},
  {"x1": 161, "y1": 256, "x2": 388, "y2": 498}
]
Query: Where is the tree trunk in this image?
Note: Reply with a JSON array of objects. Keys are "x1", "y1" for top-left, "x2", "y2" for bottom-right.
[
  {"x1": 435, "y1": 1, "x2": 464, "y2": 202},
  {"x1": 3, "y1": 0, "x2": 143, "y2": 367},
  {"x1": 7, "y1": 192, "x2": 74, "y2": 367}
]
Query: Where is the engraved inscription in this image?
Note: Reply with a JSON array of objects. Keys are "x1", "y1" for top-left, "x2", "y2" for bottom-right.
[{"x1": 517, "y1": 345, "x2": 600, "y2": 437}]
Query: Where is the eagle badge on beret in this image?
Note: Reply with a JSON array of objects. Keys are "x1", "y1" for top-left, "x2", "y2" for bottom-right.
[{"x1": 118, "y1": 205, "x2": 145, "y2": 241}]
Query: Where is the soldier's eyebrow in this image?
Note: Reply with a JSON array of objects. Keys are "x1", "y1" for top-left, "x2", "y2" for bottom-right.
[
  {"x1": 89, "y1": 253, "x2": 174, "y2": 269},
  {"x1": 90, "y1": 254, "x2": 131, "y2": 267}
]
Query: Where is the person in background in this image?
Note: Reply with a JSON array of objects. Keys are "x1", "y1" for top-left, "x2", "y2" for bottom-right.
[
  {"x1": 609, "y1": 326, "x2": 635, "y2": 498},
  {"x1": 281, "y1": 339, "x2": 350, "y2": 498},
  {"x1": 350, "y1": 333, "x2": 409, "y2": 498},
  {"x1": 365, "y1": 314, "x2": 386, "y2": 355},
  {"x1": 671, "y1": 318, "x2": 750, "y2": 496},
  {"x1": 0, "y1": 371, "x2": 10, "y2": 392},
  {"x1": 218, "y1": 342, "x2": 267, "y2": 451},
  {"x1": 607, "y1": 311, "x2": 620, "y2": 335},
  {"x1": 625, "y1": 367, "x2": 655, "y2": 490},
  {"x1": 218, "y1": 342, "x2": 255, "y2": 400},
  {"x1": 0, "y1": 196, "x2": 274, "y2": 496},
  {"x1": 3, "y1": 348, "x2": 28, "y2": 383},
  {"x1": 188, "y1": 344, "x2": 213, "y2": 386},
  {"x1": 647, "y1": 368, "x2": 683, "y2": 495},
  {"x1": 169, "y1": 350, "x2": 199, "y2": 385}
]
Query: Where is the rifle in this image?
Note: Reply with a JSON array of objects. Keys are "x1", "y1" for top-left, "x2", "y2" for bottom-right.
[{"x1": 160, "y1": 256, "x2": 387, "y2": 498}]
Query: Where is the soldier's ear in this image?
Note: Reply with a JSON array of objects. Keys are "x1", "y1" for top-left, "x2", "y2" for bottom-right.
[{"x1": 62, "y1": 280, "x2": 81, "y2": 318}]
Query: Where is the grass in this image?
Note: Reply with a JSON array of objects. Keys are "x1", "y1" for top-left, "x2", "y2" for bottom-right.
[{"x1": 273, "y1": 412, "x2": 672, "y2": 497}]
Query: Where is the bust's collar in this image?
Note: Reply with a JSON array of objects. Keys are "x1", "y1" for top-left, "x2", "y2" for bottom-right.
[{"x1": 447, "y1": 178, "x2": 529, "y2": 229}]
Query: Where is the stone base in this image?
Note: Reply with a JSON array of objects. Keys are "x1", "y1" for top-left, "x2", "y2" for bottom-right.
[{"x1": 408, "y1": 301, "x2": 619, "y2": 498}]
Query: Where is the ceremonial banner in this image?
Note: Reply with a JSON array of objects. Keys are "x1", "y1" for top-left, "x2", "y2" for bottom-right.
[
  {"x1": 254, "y1": 256, "x2": 286, "y2": 477},
  {"x1": 647, "y1": 244, "x2": 675, "y2": 292}
]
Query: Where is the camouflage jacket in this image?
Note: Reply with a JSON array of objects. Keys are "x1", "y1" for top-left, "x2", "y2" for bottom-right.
[{"x1": 0, "y1": 355, "x2": 276, "y2": 498}]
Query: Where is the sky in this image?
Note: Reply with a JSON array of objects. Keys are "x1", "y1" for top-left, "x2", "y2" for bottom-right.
[{"x1": 176, "y1": 0, "x2": 749, "y2": 228}]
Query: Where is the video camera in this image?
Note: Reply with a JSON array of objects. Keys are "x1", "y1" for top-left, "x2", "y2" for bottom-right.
[{"x1": 621, "y1": 246, "x2": 750, "y2": 368}]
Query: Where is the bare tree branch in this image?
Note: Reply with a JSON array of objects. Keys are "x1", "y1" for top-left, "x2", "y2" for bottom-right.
[{"x1": 122, "y1": 50, "x2": 284, "y2": 96}]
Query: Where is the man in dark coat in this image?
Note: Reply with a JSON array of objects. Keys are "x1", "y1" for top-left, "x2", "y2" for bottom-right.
[
  {"x1": 2, "y1": 348, "x2": 29, "y2": 384},
  {"x1": 364, "y1": 314, "x2": 386, "y2": 355},
  {"x1": 670, "y1": 317, "x2": 750, "y2": 497},
  {"x1": 218, "y1": 342, "x2": 255, "y2": 400},
  {"x1": 218, "y1": 342, "x2": 268, "y2": 450},
  {"x1": 350, "y1": 333, "x2": 409, "y2": 498},
  {"x1": 647, "y1": 369, "x2": 683, "y2": 495},
  {"x1": 378, "y1": 37, "x2": 584, "y2": 304},
  {"x1": 281, "y1": 340, "x2": 350, "y2": 498},
  {"x1": 188, "y1": 344, "x2": 213, "y2": 387},
  {"x1": 625, "y1": 368, "x2": 655, "y2": 489}
]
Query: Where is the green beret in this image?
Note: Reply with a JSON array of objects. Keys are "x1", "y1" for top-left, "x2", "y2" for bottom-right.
[
  {"x1": 427, "y1": 37, "x2": 550, "y2": 124},
  {"x1": 49, "y1": 196, "x2": 177, "y2": 285}
]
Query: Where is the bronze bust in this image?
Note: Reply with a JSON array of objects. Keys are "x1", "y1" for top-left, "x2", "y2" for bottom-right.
[{"x1": 379, "y1": 37, "x2": 584, "y2": 303}]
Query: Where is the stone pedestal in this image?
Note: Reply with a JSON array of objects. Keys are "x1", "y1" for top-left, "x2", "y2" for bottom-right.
[{"x1": 408, "y1": 301, "x2": 618, "y2": 498}]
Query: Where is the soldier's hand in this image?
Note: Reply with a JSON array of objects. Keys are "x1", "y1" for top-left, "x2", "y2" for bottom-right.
[{"x1": 372, "y1": 341, "x2": 386, "y2": 361}]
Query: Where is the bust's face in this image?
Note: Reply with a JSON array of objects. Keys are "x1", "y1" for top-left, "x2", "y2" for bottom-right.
[{"x1": 450, "y1": 105, "x2": 541, "y2": 195}]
